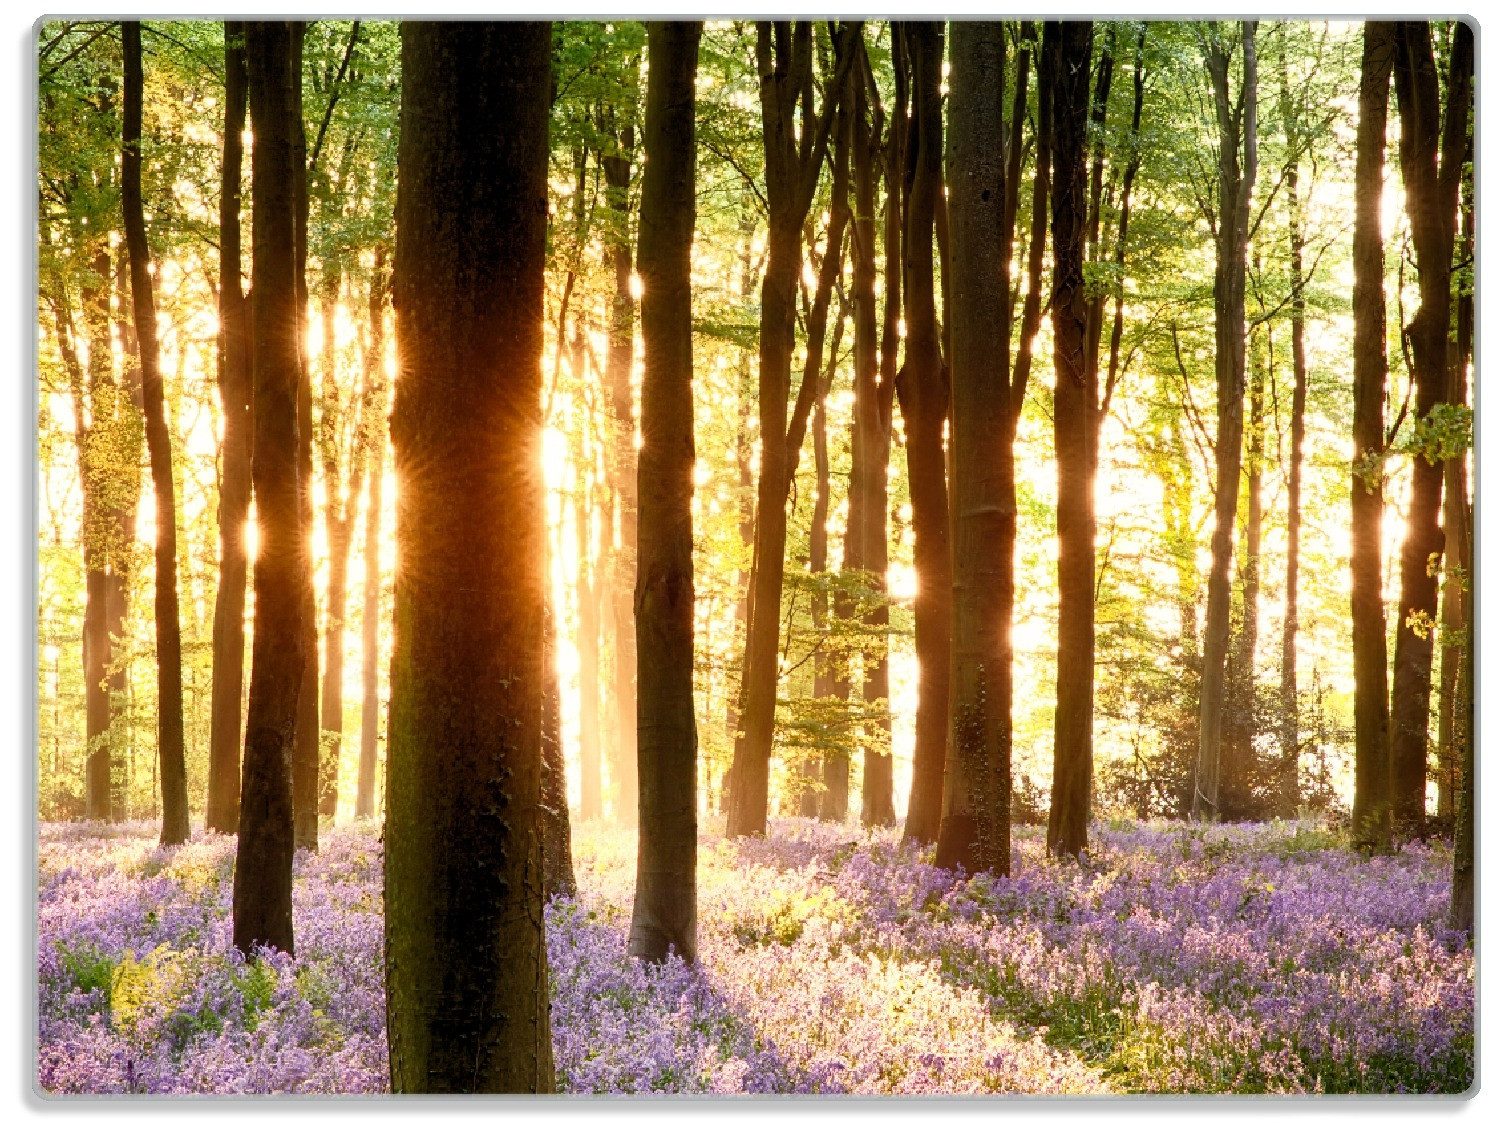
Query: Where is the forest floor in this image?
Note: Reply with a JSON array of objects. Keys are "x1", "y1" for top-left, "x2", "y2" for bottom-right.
[{"x1": 37, "y1": 813, "x2": 1472, "y2": 1095}]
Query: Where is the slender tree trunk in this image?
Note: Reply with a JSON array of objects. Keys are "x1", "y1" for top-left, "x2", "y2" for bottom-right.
[
  {"x1": 1350, "y1": 22, "x2": 1396, "y2": 848},
  {"x1": 727, "y1": 22, "x2": 849, "y2": 837},
  {"x1": 1388, "y1": 20, "x2": 1471, "y2": 840},
  {"x1": 385, "y1": 21, "x2": 555, "y2": 1093},
  {"x1": 802, "y1": 369, "x2": 834, "y2": 820},
  {"x1": 1192, "y1": 22, "x2": 1258, "y2": 822},
  {"x1": 541, "y1": 601, "x2": 577, "y2": 899},
  {"x1": 122, "y1": 21, "x2": 189, "y2": 847},
  {"x1": 207, "y1": 21, "x2": 253, "y2": 835},
  {"x1": 1045, "y1": 19, "x2": 1096, "y2": 855},
  {"x1": 234, "y1": 20, "x2": 306, "y2": 957},
  {"x1": 629, "y1": 20, "x2": 701, "y2": 963},
  {"x1": 894, "y1": 22, "x2": 950, "y2": 846},
  {"x1": 1437, "y1": 187, "x2": 1473, "y2": 821},
  {"x1": 356, "y1": 256, "x2": 387, "y2": 821},
  {"x1": 601, "y1": 117, "x2": 640, "y2": 827},
  {"x1": 937, "y1": 20, "x2": 1017, "y2": 875},
  {"x1": 577, "y1": 484, "x2": 604, "y2": 820}
]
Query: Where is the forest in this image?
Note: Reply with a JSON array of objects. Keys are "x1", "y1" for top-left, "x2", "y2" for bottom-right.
[{"x1": 35, "y1": 18, "x2": 1473, "y2": 1095}]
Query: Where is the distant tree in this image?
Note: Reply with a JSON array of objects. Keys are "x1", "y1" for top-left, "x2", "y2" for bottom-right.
[
  {"x1": 1349, "y1": 21, "x2": 1395, "y2": 848},
  {"x1": 354, "y1": 249, "x2": 388, "y2": 821},
  {"x1": 207, "y1": 21, "x2": 252, "y2": 835},
  {"x1": 541, "y1": 601, "x2": 577, "y2": 899},
  {"x1": 121, "y1": 21, "x2": 189, "y2": 846},
  {"x1": 1387, "y1": 20, "x2": 1471, "y2": 840},
  {"x1": 385, "y1": 21, "x2": 555, "y2": 1092},
  {"x1": 1191, "y1": 21, "x2": 1258, "y2": 823},
  {"x1": 629, "y1": 19, "x2": 702, "y2": 963},
  {"x1": 233, "y1": 19, "x2": 307, "y2": 957}
]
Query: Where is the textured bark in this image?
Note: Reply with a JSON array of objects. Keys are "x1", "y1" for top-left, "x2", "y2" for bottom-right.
[
  {"x1": 207, "y1": 22, "x2": 252, "y2": 835},
  {"x1": 356, "y1": 257, "x2": 388, "y2": 821},
  {"x1": 727, "y1": 22, "x2": 850, "y2": 837},
  {"x1": 1350, "y1": 23, "x2": 1395, "y2": 848},
  {"x1": 894, "y1": 22, "x2": 950, "y2": 846},
  {"x1": 1388, "y1": 20, "x2": 1470, "y2": 840},
  {"x1": 629, "y1": 21, "x2": 701, "y2": 963},
  {"x1": 122, "y1": 22, "x2": 190, "y2": 847},
  {"x1": 233, "y1": 20, "x2": 306, "y2": 957},
  {"x1": 1192, "y1": 22, "x2": 1258, "y2": 822},
  {"x1": 1045, "y1": 19, "x2": 1096, "y2": 856},
  {"x1": 936, "y1": 21, "x2": 1021, "y2": 875},
  {"x1": 385, "y1": 22, "x2": 555, "y2": 1092},
  {"x1": 601, "y1": 110, "x2": 640, "y2": 828}
]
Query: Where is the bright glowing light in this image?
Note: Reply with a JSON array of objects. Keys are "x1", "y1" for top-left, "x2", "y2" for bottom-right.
[{"x1": 629, "y1": 272, "x2": 644, "y2": 300}]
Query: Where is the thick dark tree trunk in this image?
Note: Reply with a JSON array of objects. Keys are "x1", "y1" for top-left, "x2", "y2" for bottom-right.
[
  {"x1": 233, "y1": 20, "x2": 307, "y2": 957},
  {"x1": 727, "y1": 22, "x2": 849, "y2": 837},
  {"x1": 207, "y1": 21, "x2": 252, "y2": 835},
  {"x1": 629, "y1": 20, "x2": 701, "y2": 963},
  {"x1": 1350, "y1": 22, "x2": 1395, "y2": 848},
  {"x1": 1388, "y1": 20, "x2": 1471, "y2": 840},
  {"x1": 1045, "y1": 19, "x2": 1096, "y2": 856},
  {"x1": 355, "y1": 256, "x2": 387, "y2": 821},
  {"x1": 936, "y1": 20, "x2": 1021, "y2": 875},
  {"x1": 385, "y1": 22, "x2": 555, "y2": 1092},
  {"x1": 122, "y1": 22, "x2": 190, "y2": 847},
  {"x1": 894, "y1": 22, "x2": 950, "y2": 847},
  {"x1": 1223, "y1": 325, "x2": 1264, "y2": 821},
  {"x1": 1192, "y1": 22, "x2": 1258, "y2": 822}
]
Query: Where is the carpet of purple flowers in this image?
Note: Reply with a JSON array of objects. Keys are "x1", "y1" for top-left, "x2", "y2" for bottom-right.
[{"x1": 37, "y1": 815, "x2": 1473, "y2": 1095}]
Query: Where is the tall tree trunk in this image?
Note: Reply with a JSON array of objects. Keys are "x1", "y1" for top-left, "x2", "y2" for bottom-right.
[
  {"x1": 234, "y1": 19, "x2": 307, "y2": 957},
  {"x1": 895, "y1": 22, "x2": 950, "y2": 846},
  {"x1": 1278, "y1": 49, "x2": 1308, "y2": 819},
  {"x1": 802, "y1": 362, "x2": 834, "y2": 819},
  {"x1": 937, "y1": 20, "x2": 1022, "y2": 875},
  {"x1": 122, "y1": 21, "x2": 189, "y2": 847},
  {"x1": 629, "y1": 20, "x2": 701, "y2": 963},
  {"x1": 1350, "y1": 22, "x2": 1396, "y2": 848},
  {"x1": 288, "y1": 22, "x2": 320, "y2": 852},
  {"x1": 727, "y1": 22, "x2": 849, "y2": 837},
  {"x1": 1192, "y1": 21, "x2": 1258, "y2": 823},
  {"x1": 601, "y1": 112, "x2": 640, "y2": 828},
  {"x1": 1387, "y1": 20, "x2": 1471, "y2": 840},
  {"x1": 385, "y1": 22, "x2": 555, "y2": 1093},
  {"x1": 207, "y1": 21, "x2": 253, "y2": 834},
  {"x1": 356, "y1": 255, "x2": 388, "y2": 820},
  {"x1": 1045, "y1": 19, "x2": 1096, "y2": 856}
]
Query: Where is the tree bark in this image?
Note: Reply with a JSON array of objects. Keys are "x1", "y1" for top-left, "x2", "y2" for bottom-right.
[
  {"x1": 894, "y1": 22, "x2": 951, "y2": 846},
  {"x1": 385, "y1": 21, "x2": 555, "y2": 1092},
  {"x1": 233, "y1": 20, "x2": 307, "y2": 957},
  {"x1": 1350, "y1": 22, "x2": 1396, "y2": 848},
  {"x1": 936, "y1": 20, "x2": 1021, "y2": 875},
  {"x1": 207, "y1": 21, "x2": 253, "y2": 835},
  {"x1": 577, "y1": 485, "x2": 604, "y2": 820},
  {"x1": 541, "y1": 601, "x2": 577, "y2": 899},
  {"x1": 629, "y1": 20, "x2": 701, "y2": 963},
  {"x1": 1192, "y1": 21, "x2": 1258, "y2": 823},
  {"x1": 1045, "y1": 19, "x2": 1097, "y2": 855},
  {"x1": 1388, "y1": 20, "x2": 1471, "y2": 840},
  {"x1": 122, "y1": 21, "x2": 190, "y2": 847}
]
